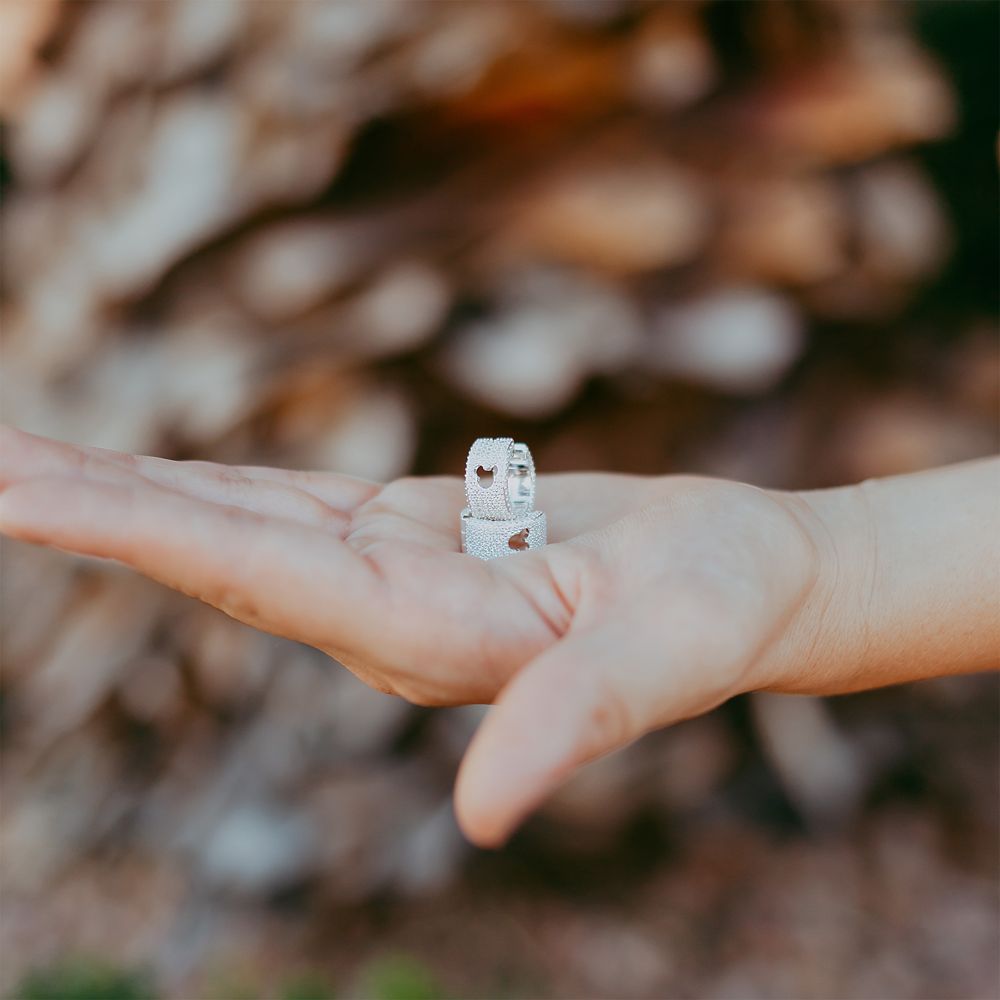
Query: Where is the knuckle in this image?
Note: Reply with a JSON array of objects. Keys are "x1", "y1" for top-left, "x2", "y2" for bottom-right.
[
  {"x1": 582, "y1": 672, "x2": 634, "y2": 758},
  {"x1": 407, "y1": 690, "x2": 446, "y2": 708},
  {"x1": 294, "y1": 489, "x2": 346, "y2": 527},
  {"x1": 113, "y1": 449, "x2": 139, "y2": 471},
  {"x1": 332, "y1": 651, "x2": 414, "y2": 702},
  {"x1": 79, "y1": 449, "x2": 116, "y2": 479},
  {"x1": 562, "y1": 542, "x2": 615, "y2": 619},
  {"x1": 208, "y1": 463, "x2": 254, "y2": 490},
  {"x1": 377, "y1": 476, "x2": 421, "y2": 504},
  {"x1": 207, "y1": 585, "x2": 265, "y2": 630},
  {"x1": 393, "y1": 682, "x2": 448, "y2": 708}
]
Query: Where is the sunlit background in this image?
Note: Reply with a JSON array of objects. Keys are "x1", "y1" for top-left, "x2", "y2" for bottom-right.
[{"x1": 1, "y1": 2, "x2": 997, "y2": 998}]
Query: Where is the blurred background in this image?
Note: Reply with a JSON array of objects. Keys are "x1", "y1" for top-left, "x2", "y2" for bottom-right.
[{"x1": 0, "y1": 1, "x2": 997, "y2": 998}]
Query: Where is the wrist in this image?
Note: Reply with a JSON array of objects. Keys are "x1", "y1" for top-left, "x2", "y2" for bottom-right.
[
  {"x1": 753, "y1": 482, "x2": 875, "y2": 695},
  {"x1": 760, "y1": 459, "x2": 1000, "y2": 696}
]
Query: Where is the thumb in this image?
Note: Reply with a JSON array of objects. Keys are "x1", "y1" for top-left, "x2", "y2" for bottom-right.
[{"x1": 454, "y1": 605, "x2": 739, "y2": 848}]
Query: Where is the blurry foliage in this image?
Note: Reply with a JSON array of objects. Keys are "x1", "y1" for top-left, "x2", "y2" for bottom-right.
[
  {"x1": 14, "y1": 959, "x2": 155, "y2": 1000},
  {"x1": 198, "y1": 970, "x2": 262, "y2": 1000},
  {"x1": 279, "y1": 972, "x2": 335, "y2": 1000},
  {"x1": 360, "y1": 956, "x2": 442, "y2": 1000}
]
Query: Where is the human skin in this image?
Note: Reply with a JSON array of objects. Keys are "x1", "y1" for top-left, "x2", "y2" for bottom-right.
[{"x1": 0, "y1": 426, "x2": 997, "y2": 847}]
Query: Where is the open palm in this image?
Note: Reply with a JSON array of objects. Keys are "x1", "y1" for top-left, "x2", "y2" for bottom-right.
[{"x1": 0, "y1": 426, "x2": 820, "y2": 845}]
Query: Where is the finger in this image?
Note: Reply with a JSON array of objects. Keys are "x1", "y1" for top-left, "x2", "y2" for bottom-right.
[
  {"x1": 1, "y1": 427, "x2": 373, "y2": 528},
  {"x1": 80, "y1": 436, "x2": 379, "y2": 513},
  {"x1": 454, "y1": 603, "x2": 743, "y2": 848},
  {"x1": 0, "y1": 476, "x2": 384, "y2": 652},
  {"x1": 98, "y1": 453, "x2": 354, "y2": 530},
  {"x1": 0, "y1": 426, "x2": 89, "y2": 486},
  {"x1": 345, "y1": 509, "x2": 460, "y2": 554},
  {"x1": 111, "y1": 453, "x2": 379, "y2": 517},
  {"x1": 227, "y1": 463, "x2": 379, "y2": 511}
]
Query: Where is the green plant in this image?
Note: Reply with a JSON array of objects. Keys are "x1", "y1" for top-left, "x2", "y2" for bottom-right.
[
  {"x1": 14, "y1": 959, "x2": 155, "y2": 1000},
  {"x1": 280, "y1": 972, "x2": 334, "y2": 1000},
  {"x1": 361, "y1": 956, "x2": 441, "y2": 1000}
]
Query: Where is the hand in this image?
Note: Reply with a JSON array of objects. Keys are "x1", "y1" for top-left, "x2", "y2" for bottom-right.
[{"x1": 0, "y1": 426, "x2": 825, "y2": 845}]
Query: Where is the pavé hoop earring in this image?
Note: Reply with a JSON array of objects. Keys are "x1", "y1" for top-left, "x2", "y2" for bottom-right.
[{"x1": 461, "y1": 437, "x2": 546, "y2": 560}]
